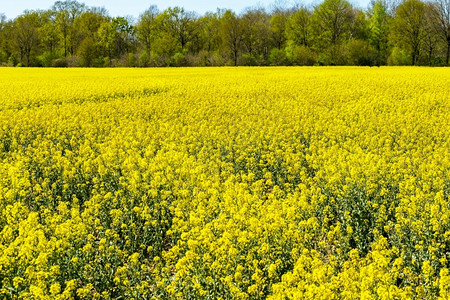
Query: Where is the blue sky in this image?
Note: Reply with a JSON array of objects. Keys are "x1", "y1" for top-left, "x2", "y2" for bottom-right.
[{"x1": 1, "y1": 0, "x2": 369, "y2": 20}]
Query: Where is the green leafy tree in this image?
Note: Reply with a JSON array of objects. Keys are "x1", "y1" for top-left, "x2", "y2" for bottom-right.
[
  {"x1": 312, "y1": 0, "x2": 355, "y2": 47},
  {"x1": 286, "y1": 6, "x2": 312, "y2": 47},
  {"x1": 270, "y1": 13, "x2": 288, "y2": 49},
  {"x1": 151, "y1": 13, "x2": 178, "y2": 61},
  {"x1": 431, "y1": 0, "x2": 450, "y2": 65},
  {"x1": 77, "y1": 8, "x2": 108, "y2": 40},
  {"x1": 74, "y1": 8, "x2": 108, "y2": 66},
  {"x1": 390, "y1": 0, "x2": 426, "y2": 65},
  {"x1": 38, "y1": 10, "x2": 59, "y2": 55},
  {"x1": 136, "y1": 6, "x2": 159, "y2": 55},
  {"x1": 311, "y1": 0, "x2": 355, "y2": 64},
  {"x1": 77, "y1": 36, "x2": 98, "y2": 66},
  {"x1": 198, "y1": 11, "x2": 222, "y2": 53},
  {"x1": 0, "y1": 13, "x2": 9, "y2": 62},
  {"x1": 241, "y1": 7, "x2": 271, "y2": 64},
  {"x1": 159, "y1": 7, "x2": 199, "y2": 51},
  {"x1": 423, "y1": 2, "x2": 440, "y2": 65},
  {"x1": 1, "y1": 20, "x2": 16, "y2": 65},
  {"x1": 13, "y1": 11, "x2": 41, "y2": 66},
  {"x1": 351, "y1": 9, "x2": 369, "y2": 40},
  {"x1": 52, "y1": 0, "x2": 86, "y2": 57},
  {"x1": 52, "y1": 3, "x2": 70, "y2": 56},
  {"x1": 220, "y1": 10, "x2": 243, "y2": 66},
  {"x1": 113, "y1": 17, "x2": 136, "y2": 57},
  {"x1": 347, "y1": 39, "x2": 376, "y2": 65},
  {"x1": 368, "y1": 1, "x2": 390, "y2": 65},
  {"x1": 98, "y1": 16, "x2": 135, "y2": 65},
  {"x1": 98, "y1": 20, "x2": 115, "y2": 65}
]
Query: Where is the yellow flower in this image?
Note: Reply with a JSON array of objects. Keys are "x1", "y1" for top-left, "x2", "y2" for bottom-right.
[
  {"x1": 0, "y1": 67, "x2": 448, "y2": 300},
  {"x1": 50, "y1": 283, "x2": 61, "y2": 295}
]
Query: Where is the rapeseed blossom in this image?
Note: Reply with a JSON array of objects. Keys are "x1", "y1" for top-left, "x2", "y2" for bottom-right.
[{"x1": 0, "y1": 67, "x2": 449, "y2": 298}]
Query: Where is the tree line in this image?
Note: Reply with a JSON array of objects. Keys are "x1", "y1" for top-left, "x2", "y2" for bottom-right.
[{"x1": 0, "y1": 0, "x2": 449, "y2": 67}]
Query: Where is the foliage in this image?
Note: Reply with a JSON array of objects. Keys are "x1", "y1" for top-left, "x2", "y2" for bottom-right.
[
  {"x1": 347, "y1": 39, "x2": 376, "y2": 65},
  {"x1": 368, "y1": 0, "x2": 390, "y2": 66},
  {"x1": 390, "y1": 0, "x2": 427, "y2": 65},
  {"x1": 286, "y1": 7, "x2": 312, "y2": 47},
  {"x1": 0, "y1": 0, "x2": 449, "y2": 66},
  {"x1": 287, "y1": 44, "x2": 318, "y2": 65},
  {"x1": 0, "y1": 0, "x2": 450, "y2": 67}
]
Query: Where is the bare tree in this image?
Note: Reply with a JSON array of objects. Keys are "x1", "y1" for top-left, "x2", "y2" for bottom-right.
[{"x1": 0, "y1": 13, "x2": 6, "y2": 30}]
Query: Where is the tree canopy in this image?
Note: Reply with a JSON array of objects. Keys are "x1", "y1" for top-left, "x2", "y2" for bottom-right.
[{"x1": 0, "y1": 0, "x2": 448, "y2": 66}]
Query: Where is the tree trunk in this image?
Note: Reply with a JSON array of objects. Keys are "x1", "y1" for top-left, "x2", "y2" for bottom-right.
[
  {"x1": 412, "y1": 43, "x2": 419, "y2": 65},
  {"x1": 26, "y1": 50, "x2": 30, "y2": 67},
  {"x1": 429, "y1": 45, "x2": 433, "y2": 66},
  {"x1": 447, "y1": 39, "x2": 450, "y2": 66},
  {"x1": 64, "y1": 36, "x2": 67, "y2": 57}
]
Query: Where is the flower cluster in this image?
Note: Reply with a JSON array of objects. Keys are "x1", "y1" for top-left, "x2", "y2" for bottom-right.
[{"x1": 0, "y1": 67, "x2": 449, "y2": 299}]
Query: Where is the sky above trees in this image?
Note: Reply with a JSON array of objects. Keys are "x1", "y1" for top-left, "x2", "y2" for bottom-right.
[{"x1": 2, "y1": 0, "x2": 371, "y2": 20}]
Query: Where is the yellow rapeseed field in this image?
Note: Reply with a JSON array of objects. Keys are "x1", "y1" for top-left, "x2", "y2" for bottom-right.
[{"x1": 0, "y1": 67, "x2": 449, "y2": 299}]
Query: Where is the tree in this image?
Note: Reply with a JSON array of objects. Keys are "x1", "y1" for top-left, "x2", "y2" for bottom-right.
[
  {"x1": 77, "y1": 36, "x2": 98, "y2": 66},
  {"x1": 286, "y1": 6, "x2": 312, "y2": 47},
  {"x1": 1, "y1": 18, "x2": 17, "y2": 65},
  {"x1": 52, "y1": 0, "x2": 86, "y2": 57},
  {"x1": 13, "y1": 11, "x2": 41, "y2": 66},
  {"x1": 351, "y1": 9, "x2": 369, "y2": 40},
  {"x1": 113, "y1": 17, "x2": 136, "y2": 57},
  {"x1": 220, "y1": 10, "x2": 243, "y2": 66},
  {"x1": 98, "y1": 20, "x2": 115, "y2": 66},
  {"x1": 423, "y1": 2, "x2": 441, "y2": 65},
  {"x1": 368, "y1": 0, "x2": 390, "y2": 65},
  {"x1": 241, "y1": 7, "x2": 271, "y2": 63},
  {"x1": 347, "y1": 39, "x2": 375, "y2": 65},
  {"x1": 311, "y1": 0, "x2": 355, "y2": 63},
  {"x1": 39, "y1": 10, "x2": 59, "y2": 54},
  {"x1": 313, "y1": 0, "x2": 355, "y2": 45},
  {"x1": 391, "y1": 0, "x2": 426, "y2": 65},
  {"x1": 0, "y1": 13, "x2": 9, "y2": 62},
  {"x1": 270, "y1": 13, "x2": 288, "y2": 49},
  {"x1": 98, "y1": 17, "x2": 135, "y2": 66},
  {"x1": 199, "y1": 11, "x2": 222, "y2": 53},
  {"x1": 77, "y1": 8, "x2": 108, "y2": 39},
  {"x1": 431, "y1": 0, "x2": 450, "y2": 65},
  {"x1": 136, "y1": 6, "x2": 159, "y2": 55},
  {"x1": 0, "y1": 13, "x2": 5, "y2": 30},
  {"x1": 74, "y1": 9, "x2": 107, "y2": 66},
  {"x1": 0, "y1": 14, "x2": 6, "y2": 48},
  {"x1": 1, "y1": 0, "x2": 449, "y2": 67},
  {"x1": 159, "y1": 7, "x2": 199, "y2": 51}
]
